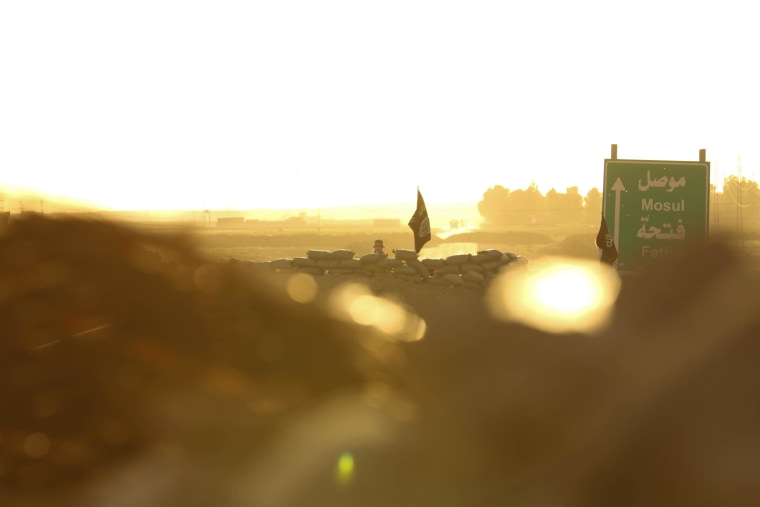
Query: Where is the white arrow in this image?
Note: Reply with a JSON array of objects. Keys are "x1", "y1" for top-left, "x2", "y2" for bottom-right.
[{"x1": 611, "y1": 177, "x2": 626, "y2": 251}]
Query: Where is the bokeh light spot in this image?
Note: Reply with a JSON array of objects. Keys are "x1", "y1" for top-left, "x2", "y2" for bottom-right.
[
  {"x1": 327, "y1": 283, "x2": 426, "y2": 342},
  {"x1": 336, "y1": 452, "x2": 355, "y2": 486},
  {"x1": 486, "y1": 257, "x2": 621, "y2": 334},
  {"x1": 24, "y1": 433, "x2": 51, "y2": 459},
  {"x1": 286, "y1": 273, "x2": 318, "y2": 303}
]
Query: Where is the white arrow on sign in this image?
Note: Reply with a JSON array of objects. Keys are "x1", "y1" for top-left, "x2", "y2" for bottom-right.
[{"x1": 611, "y1": 177, "x2": 626, "y2": 251}]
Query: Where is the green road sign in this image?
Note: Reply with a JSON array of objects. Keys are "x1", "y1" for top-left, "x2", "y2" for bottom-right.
[{"x1": 603, "y1": 159, "x2": 710, "y2": 272}]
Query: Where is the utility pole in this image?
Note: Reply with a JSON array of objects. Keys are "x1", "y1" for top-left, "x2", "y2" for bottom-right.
[{"x1": 737, "y1": 155, "x2": 744, "y2": 248}]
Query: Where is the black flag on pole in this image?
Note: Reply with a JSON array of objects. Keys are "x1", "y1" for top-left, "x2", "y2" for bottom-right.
[
  {"x1": 408, "y1": 188, "x2": 431, "y2": 253},
  {"x1": 596, "y1": 214, "x2": 618, "y2": 265}
]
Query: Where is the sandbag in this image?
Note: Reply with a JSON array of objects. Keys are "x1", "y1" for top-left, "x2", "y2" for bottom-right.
[
  {"x1": 477, "y1": 249, "x2": 503, "y2": 257},
  {"x1": 461, "y1": 263, "x2": 485, "y2": 274},
  {"x1": 328, "y1": 249, "x2": 355, "y2": 260},
  {"x1": 397, "y1": 273, "x2": 422, "y2": 284},
  {"x1": 481, "y1": 260, "x2": 502, "y2": 272},
  {"x1": 395, "y1": 265, "x2": 418, "y2": 276},
  {"x1": 306, "y1": 249, "x2": 332, "y2": 260},
  {"x1": 435, "y1": 265, "x2": 460, "y2": 276},
  {"x1": 406, "y1": 259, "x2": 431, "y2": 277},
  {"x1": 462, "y1": 270, "x2": 485, "y2": 283},
  {"x1": 328, "y1": 268, "x2": 354, "y2": 276},
  {"x1": 471, "y1": 252, "x2": 499, "y2": 264},
  {"x1": 445, "y1": 254, "x2": 471, "y2": 265},
  {"x1": 378, "y1": 258, "x2": 404, "y2": 269},
  {"x1": 421, "y1": 258, "x2": 445, "y2": 269},
  {"x1": 359, "y1": 253, "x2": 386, "y2": 264},
  {"x1": 394, "y1": 249, "x2": 418, "y2": 261},
  {"x1": 315, "y1": 259, "x2": 341, "y2": 269},
  {"x1": 425, "y1": 276, "x2": 451, "y2": 287},
  {"x1": 441, "y1": 273, "x2": 464, "y2": 286},
  {"x1": 339, "y1": 259, "x2": 362, "y2": 269}
]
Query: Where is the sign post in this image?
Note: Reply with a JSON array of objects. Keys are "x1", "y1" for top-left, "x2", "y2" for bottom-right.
[{"x1": 602, "y1": 153, "x2": 710, "y2": 273}]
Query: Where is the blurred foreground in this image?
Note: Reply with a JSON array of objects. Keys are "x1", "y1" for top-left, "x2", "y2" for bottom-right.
[{"x1": 2, "y1": 215, "x2": 759, "y2": 506}]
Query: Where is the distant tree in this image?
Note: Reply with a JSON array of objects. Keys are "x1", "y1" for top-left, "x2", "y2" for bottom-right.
[
  {"x1": 584, "y1": 187, "x2": 602, "y2": 213},
  {"x1": 507, "y1": 182, "x2": 545, "y2": 225},
  {"x1": 477, "y1": 175, "x2": 760, "y2": 230},
  {"x1": 545, "y1": 188, "x2": 561, "y2": 211},
  {"x1": 583, "y1": 187, "x2": 602, "y2": 223},
  {"x1": 477, "y1": 185, "x2": 511, "y2": 225},
  {"x1": 545, "y1": 186, "x2": 583, "y2": 223},
  {"x1": 478, "y1": 183, "x2": 549, "y2": 225},
  {"x1": 564, "y1": 186, "x2": 584, "y2": 222}
]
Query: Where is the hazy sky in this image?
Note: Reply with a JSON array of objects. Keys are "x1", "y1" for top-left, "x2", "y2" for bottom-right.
[{"x1": 1, "y1": 1, "x2": 758, "y2": 211}]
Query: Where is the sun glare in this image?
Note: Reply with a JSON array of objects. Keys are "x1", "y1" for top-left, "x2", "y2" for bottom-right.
[
  {"x1": 486, "y1": 257, "x2": 621, "y2": 334},
  {"x1": 3, "y1": 3, "x2": 757, "y2": 212}
]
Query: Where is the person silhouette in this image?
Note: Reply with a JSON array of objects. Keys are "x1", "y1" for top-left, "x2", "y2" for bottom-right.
[{"x1": 373, "y1": 239, "x2": 387, "y2": 257}]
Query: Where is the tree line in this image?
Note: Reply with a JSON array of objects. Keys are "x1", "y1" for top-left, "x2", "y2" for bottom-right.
[{"x1": 477, "y1": 176, "x2": 760, "y2": 228}]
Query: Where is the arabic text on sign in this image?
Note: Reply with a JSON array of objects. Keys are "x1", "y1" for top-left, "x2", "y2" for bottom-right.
[
  {"x1": 636, "y1": 218, "x2": 686, "y2": 240},
  {"x1": 638, "y1": 169, "x2": 687, "y2": 192}
]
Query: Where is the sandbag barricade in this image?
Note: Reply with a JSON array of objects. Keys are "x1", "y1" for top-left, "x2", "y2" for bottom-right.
[{"x1": 233, "y1": 248, "x2": 527, "y2": 288}]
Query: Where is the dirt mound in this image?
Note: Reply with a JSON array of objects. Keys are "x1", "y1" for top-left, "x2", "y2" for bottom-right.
[{"x1": 539, "y1": 234, "x2": 599, "y2": 260}]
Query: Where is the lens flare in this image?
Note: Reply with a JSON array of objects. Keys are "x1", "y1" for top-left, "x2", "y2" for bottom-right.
[
  {"x1": 327, "y1": 283, "x2": 371, "y2": 321},
  {"x1": 327, "y1": 283, "x2": 426, "y2": 341},
  {"x1": 349, "y1": 296, "x2": 407, "y2": 334},
  {"x1": 486, "y1": 257, "x2": 621, "y2": 334}
]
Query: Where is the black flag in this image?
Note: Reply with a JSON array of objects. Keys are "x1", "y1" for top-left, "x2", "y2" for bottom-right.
[
  {"x1": 596, "y1": 214, "x2": 618, "y2": 265},
  {"x1": 408, "y1": 189, "x2": 431, "y2": 253}
]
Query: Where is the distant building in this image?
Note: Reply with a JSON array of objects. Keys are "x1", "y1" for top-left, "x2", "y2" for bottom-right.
[{"x1": 217, "y1": 216, "x2": 245, "y2": 227}]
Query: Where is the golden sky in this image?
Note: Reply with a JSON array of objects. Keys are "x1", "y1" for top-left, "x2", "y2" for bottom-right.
[{"x1": 1, "y1": 1, "x2": 758, "y2": 211}]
